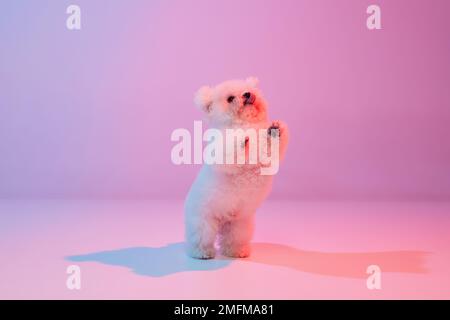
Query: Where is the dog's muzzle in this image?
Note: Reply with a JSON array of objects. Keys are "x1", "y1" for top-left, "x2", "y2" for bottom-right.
[{"x1": 243, "y1": 92, "x2": 256, "y2": 105}]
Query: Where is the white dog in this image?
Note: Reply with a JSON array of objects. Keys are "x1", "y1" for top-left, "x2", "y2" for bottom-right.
[{"x1": 185, "y1": 77, "x2": 288, "y2": 259}]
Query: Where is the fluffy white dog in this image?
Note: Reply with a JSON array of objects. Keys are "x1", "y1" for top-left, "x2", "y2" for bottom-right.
[{"x1": 185, "y1": 77, "x2": 288, "y2": 259}]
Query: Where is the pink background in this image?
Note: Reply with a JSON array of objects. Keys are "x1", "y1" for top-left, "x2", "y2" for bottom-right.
[
  {"x1": 1, "y1": 0, "x2": 450, "y2": 200},
  {"x1": 1, "y1": 1, "x2": 450, "y2": 300}
]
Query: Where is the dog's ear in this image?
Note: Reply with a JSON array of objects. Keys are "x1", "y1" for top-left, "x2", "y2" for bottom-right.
[
  {"x1": 194, "y1": 86, "x2": 213, "y2": 113},
  {"x1": 246, "y1": 76, "x2": 259, "y2": 88}
]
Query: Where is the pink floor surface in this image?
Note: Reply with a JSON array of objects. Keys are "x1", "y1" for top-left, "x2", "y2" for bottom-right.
[{"x1": 0, "y1": 200, "x2": 449, "y2": 299}]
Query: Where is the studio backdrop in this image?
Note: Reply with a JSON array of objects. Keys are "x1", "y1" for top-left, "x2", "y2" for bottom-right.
[{"x1": 1, "y1": 0, "x2": 449, "y2": 201}]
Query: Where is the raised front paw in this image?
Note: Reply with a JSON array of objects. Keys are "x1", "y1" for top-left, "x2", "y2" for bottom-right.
[{"x1": 267, "y1": 120, "x2": 287, "y2": 138}]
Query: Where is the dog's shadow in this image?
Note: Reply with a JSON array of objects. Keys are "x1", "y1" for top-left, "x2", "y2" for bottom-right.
[
  {"x1": 67, "y1": 242, "x2": 430, "y2": 278},
  {"x1": 67, "y1": 243, "x2": 231, "y2": 277}
]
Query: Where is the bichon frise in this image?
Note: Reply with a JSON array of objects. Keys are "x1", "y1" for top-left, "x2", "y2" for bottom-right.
[{"x1": 185, "y1": 77, "x2": 288, "y2": 259}]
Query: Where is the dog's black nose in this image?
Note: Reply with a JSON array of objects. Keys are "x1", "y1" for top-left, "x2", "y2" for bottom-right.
[{"x1": 243, "y1": 92, "x2": 251, "y2": 99}]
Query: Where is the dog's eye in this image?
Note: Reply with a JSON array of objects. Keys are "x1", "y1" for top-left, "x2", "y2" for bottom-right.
[{"x1": 227, "y1": 96, "x2": 235, "y2": 103}]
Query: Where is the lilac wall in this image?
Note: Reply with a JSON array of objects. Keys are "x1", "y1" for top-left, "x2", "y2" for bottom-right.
[{"x1": 1, "y1": 0, "x2": 449, "y2": 200}]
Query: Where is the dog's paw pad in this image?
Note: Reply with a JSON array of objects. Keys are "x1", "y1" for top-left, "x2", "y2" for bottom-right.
[{"x1": 268, "y1": 122, "x2": 281, "y2": 137}]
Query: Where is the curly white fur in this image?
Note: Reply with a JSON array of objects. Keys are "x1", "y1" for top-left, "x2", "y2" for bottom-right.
[{"x1": 185, "y1": 77, "x2": 288, "y2": 259}]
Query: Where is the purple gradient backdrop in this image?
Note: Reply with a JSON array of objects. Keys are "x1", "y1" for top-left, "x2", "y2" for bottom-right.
[{"x1": 1, "y1": 0, "x2": 449, "y2": 200}]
